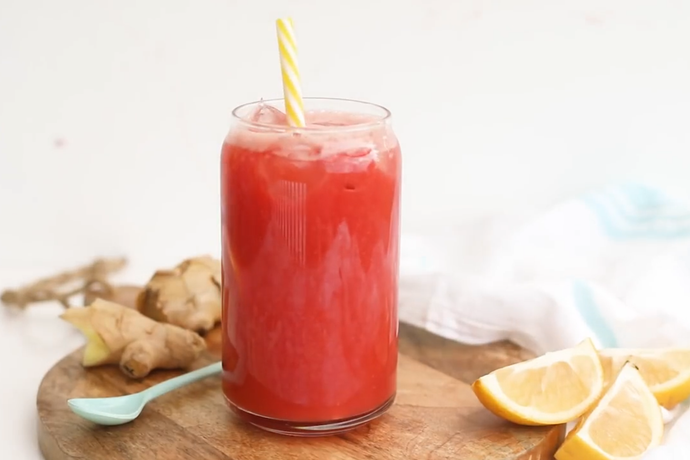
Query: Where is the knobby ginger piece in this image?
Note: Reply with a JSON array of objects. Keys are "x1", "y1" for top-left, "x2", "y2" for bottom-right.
[
  {"x1": 61, "y1": 299, "x2": 206, "y2": 379},
  {"x1": 137, "y1": 255, "x2": 221, "y2": 333},
  {"x1": 83, "y1": 281, "x2": 142, "y2": 310}
]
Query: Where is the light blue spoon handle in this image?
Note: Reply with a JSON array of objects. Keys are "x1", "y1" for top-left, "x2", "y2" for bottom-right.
[{"x1": 141, "y1": 361, "x2": 222, "y2": 403}]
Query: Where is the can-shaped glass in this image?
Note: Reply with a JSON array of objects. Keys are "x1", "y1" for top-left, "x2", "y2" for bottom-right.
[{"x1": 220, "y1": 97, "x2": 401, "y2": 436}]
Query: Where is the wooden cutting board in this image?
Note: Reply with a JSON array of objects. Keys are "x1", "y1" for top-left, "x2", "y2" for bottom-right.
[{"x1": 37, "y1": 323, "x2": 564, "y2": 460}]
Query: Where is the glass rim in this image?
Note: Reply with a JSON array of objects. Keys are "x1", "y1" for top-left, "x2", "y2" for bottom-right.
[{"x1": 231, "y1": 97, "x2": 392, "y2": 133}]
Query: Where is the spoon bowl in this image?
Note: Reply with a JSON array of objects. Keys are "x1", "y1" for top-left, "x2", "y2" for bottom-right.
[
  {"x1": 68, "y1": 393, "x2": 147, "y2": 425},
  {"x1": 67, "y1": 361, "x2": 222, "y2": 425}
]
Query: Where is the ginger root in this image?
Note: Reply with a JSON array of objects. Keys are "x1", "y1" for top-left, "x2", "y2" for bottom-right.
[
  {"x1": 61, "y1": 299, "x2": 206, "y2": 379},
  {"x1": 1, "y1": 257, "x2": 127, "y2": 309},
  {"x1": 83, "y1": 281, "x2": 142, "y2": 310},
  {"x1": 136, "y1": 256, "x2": 221, "y2": 333}
]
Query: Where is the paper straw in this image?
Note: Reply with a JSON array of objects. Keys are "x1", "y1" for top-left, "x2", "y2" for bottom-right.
[{"x1": 276, "y1": 17, "x2": 305, "y2": 127}]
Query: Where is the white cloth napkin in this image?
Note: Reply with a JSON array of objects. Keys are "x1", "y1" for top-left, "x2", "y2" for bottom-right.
[{"x1": 398, "y1": 183, "x2": 690, "y2": 457}]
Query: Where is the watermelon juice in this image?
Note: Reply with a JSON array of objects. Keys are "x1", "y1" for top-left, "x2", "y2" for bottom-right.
[{"x1": 220, "y1": 98, "x2": 401, "y2": 435}]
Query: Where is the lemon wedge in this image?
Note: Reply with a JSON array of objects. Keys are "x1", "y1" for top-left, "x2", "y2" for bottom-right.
[
  {"x1": 555, "y1": 361, "x2": 664, "y2": 460},
  {"x1": 471, "y1": 338, "x2": 604, "y2": 425},
  {"x1": 599, "y1": 347, "x2": 690, "y2": 409}
]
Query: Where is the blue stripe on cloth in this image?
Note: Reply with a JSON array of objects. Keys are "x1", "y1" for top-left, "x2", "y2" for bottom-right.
[
  {"x1": 581, "y1": 184, "x2": 690, "y2": 240},
  {"x1": 572, "y1": 280, "x2": 618, "y2": 348},
  {"x1": 609, "y1": 184, "x2": 690, "y2": 223}
]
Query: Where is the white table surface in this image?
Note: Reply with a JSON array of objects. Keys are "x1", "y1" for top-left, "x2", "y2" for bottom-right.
[
  {"x1": 0, "y1": 267, "x2": 144, "y2": 459},
  {"x1": 2, "y1": 0, "x2": 690, "y2": 457}
]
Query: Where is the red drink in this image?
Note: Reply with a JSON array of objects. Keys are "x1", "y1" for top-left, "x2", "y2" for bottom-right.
[{"x1": 220, "y1": 98, "x2": 401, "y2": 435}]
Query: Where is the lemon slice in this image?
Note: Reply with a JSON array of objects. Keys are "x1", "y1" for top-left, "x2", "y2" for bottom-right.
[
  {"x1": 599, "y1": 347, "x2": 690, "y2": 409},
  {"x1": 555, "y1": 362, "x2": 664, "y2": 460},
  {"x1": 471, "y1": 338, "x2": 604, "y2": 425}
]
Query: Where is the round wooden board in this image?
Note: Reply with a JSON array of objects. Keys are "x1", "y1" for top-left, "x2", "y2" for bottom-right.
[{"x1": 37, "y1": 323, "x2": 564, "y2": 460}]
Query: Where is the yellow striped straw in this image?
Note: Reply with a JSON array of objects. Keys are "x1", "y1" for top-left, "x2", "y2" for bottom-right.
[{"x1": 276, "y1": 17, "x2": 305, "y2": 127}]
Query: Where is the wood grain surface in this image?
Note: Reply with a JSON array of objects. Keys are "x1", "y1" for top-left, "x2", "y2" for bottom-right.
[{"x1": 37, "y1": 322, "x2": 564, "y2": 459}]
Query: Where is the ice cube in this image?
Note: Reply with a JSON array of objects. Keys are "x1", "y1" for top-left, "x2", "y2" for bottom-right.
[
  {"x1": 321, "y1": 139, "x2": 376, "y2": 161},
  {"x1": 321, "y1": 143, "x2": 376, "y2": 173},
  {"x1": 248, "y1": 103, "x2": 288, "y2": 125},
  {"x1": 276, "y1": 135, "x2": 322, "y2": 160},
  {"x1": 308, "y1": 120, "x2": 346, "y2": 129}
]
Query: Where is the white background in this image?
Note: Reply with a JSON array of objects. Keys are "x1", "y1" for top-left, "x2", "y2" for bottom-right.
[{"x1": 1, "y1": 0, "x2": 689, "y2": 458}]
